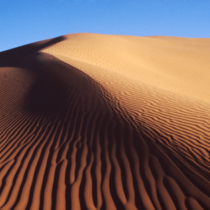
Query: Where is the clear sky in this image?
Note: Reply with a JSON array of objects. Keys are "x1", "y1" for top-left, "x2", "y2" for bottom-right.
[{"x1": 0, "y1": 0, "x2": 210, "y2": 52}]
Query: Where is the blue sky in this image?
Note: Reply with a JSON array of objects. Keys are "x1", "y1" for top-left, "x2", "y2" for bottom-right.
[{"x1": 0, "y1": 0, "x2": 210, "y2": 52}]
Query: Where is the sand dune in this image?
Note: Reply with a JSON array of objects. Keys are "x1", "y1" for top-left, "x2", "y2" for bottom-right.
[{"x1": 0, "y1": 33, "x2": 210, "y2": 210}]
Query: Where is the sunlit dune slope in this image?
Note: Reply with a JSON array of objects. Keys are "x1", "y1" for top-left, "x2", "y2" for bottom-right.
[
  {"x1": 0, "y1": 33, "x2": 210, "y2": 210},
  {"x1": 42, "y1": 33, "x2": 210, "y2": 103}
]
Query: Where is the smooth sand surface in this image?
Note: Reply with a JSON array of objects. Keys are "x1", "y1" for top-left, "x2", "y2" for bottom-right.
[{"x1": 0, "y1": 33, "x2": 210, "y2": 210}]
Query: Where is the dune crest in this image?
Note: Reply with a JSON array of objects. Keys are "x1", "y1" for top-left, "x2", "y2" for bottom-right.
[{"x1": 1, "y1": 33, "x2": 210, "y2": 210}]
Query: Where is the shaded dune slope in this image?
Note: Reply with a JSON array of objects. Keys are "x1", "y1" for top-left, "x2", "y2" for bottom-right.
[
  {"x1": 1, "y1": 34, "x2": 210, "y2": 210},
  {"x1": 0, "y1": 36, "x2": 65, "y2": 67}
]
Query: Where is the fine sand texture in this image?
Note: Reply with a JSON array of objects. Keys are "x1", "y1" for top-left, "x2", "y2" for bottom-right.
[{"x1": 0, "y1": 33, "x2": 210, "y2": 210}]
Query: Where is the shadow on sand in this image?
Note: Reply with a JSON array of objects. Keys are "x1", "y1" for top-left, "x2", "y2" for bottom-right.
[{"x1": 0, "y1": 36, "x2": 66, "y2": 67}]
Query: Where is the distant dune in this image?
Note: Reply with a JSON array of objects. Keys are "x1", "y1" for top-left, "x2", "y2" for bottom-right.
[{"x1": 0, "y1": 33, "x2": 210, "y2": 210}]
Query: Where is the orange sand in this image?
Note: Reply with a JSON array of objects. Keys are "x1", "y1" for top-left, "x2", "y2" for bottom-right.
[{"x1": 0, "y1": 33, "x2": 210, "y2": 210}]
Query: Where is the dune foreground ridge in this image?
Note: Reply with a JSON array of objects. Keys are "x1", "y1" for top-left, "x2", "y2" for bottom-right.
[{"x1": 0, "y1": 33, "x2": 210, "y2": 210}]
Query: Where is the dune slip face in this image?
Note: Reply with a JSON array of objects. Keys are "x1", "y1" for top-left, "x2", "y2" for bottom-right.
[{"x1": 0, "y1": 33, "x2": 210, "y2": 210}]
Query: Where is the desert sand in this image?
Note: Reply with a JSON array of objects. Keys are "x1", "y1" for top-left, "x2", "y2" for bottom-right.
[{"x1": 0, "y1": 33, "x2": 210, "y2": 210}]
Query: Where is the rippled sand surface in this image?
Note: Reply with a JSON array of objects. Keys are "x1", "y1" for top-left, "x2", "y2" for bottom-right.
[{"x1": 0, "y1": 33, "x2": 210, "y2": 210}]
